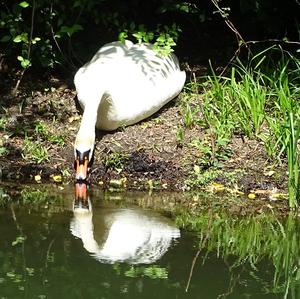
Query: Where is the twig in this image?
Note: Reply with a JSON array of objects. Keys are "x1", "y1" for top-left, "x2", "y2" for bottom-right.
[
  {"x1": 246, "y1": 38, "x2": 300, "y2": 46},
  {"x1": 10, "y1": 204, "x2": 28, "y2": 289},
  {"x1": 49, "y1": 3, "x2": 83, "y2": 69},
  {"x1": 10, "y1": 204, "x2": 20, "y2": 229},
  {"x1": 49, "y1": 3, "x2": 75, "y2": 69},
  {"x1": 219, "y1": 38, "x2": 300, "y2": 76},
  {"x1": 50, "y1": 4, "x2": 64, "y2": 56},
  {"x1": 185, "y1": 211, "x2": 214, "y2": 292},
  {"x1": 210, "y1": 1, "x2": 300, "y2": 77},
  {"x1": 210, "y1": 0, "x2": 247, "y2": 47},
  {"x1": 45, "y1": 239, "x2": 55, "y2": 269},
  {"x1": 219, "y1": 46, "x2": 242, "y2": 77},
  {"x1": 217, "y1": 267, "x2": 242, "y2": 299},
  {"x1": 185, "y1": 249, "x2": 201, "y2": 292},
  {"x1": 12, "y1": 0, "x2": 36, "y2": 96},
  {"x1": 209, "y1": 0, "x2": 249, "y2": 77}
]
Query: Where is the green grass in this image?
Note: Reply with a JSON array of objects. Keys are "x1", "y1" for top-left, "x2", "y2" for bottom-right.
[
  {"x1": 0, "y1": 116, "x2": 7, "y2": 130},
  {"x1": 0, "y1": 146, "x2": 9, "y2": 157},
  {"x1": 103, "y1": 152, "x2": 128, "y2": 172},
  {"x1": 180, "y1": 46, "x2": 300, "y2": 207},
  {"x1": 22, "y1": 135, "x2": 50, "y2": 164},
  {"x1": 34, "y1": 121, "x2": 65, "y2": 146},
  {"x1": 20, "y1": 121, "x2": 66, "y2": 164}
]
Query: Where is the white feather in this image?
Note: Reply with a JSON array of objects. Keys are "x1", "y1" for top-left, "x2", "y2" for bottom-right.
[{"x1": 74, "y1": 40, "x2": 186, "y2": 150}]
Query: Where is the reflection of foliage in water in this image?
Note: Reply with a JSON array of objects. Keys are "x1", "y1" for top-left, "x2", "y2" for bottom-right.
[
  {"x1": 0, "y1": 185, "x2": 65, "y2": 208},
  {"x1": 0, "y1": 188, "x2": 10, "y2": 206},
  {"x1": 0, "y1": 185, "x2": 69, "y2": 297},
  {"x1": 124, "y1": 265, "x2": 168, "y2": 279},
  {"x1": 176, "y1": 211, "x2": 300, "y2": 298},
  {"x1": 20, "y1": 187, "x2": 64, "y2": 205},
  {"x1": 112, "y1": 263, "x2": 169, "y2": 279}
]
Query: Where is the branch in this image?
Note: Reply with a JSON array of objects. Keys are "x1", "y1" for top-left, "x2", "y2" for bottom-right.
[
  {"x1": 219, "y1": 38, "x2": 300, "y2": 76},
  {"x1": 210, "y1": 0, "x2": 247, "y2": 47},
  {"x1": 185, "y1": 211, "x2": 214, "y2": 292},
  {"x1": 12, "y1": 0, "x2": 36, "y2": 96}
]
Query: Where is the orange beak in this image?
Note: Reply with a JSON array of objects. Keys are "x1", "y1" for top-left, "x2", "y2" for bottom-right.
[
  {"x1": 75, "y1": 157, "x2": 89, "y2": 181},
  {"x1": 75, "y1": 182, "x2": 88, "y2": 200},
  {"x1": 74, "y1": 182, "x2": 90, "y2": 211}
]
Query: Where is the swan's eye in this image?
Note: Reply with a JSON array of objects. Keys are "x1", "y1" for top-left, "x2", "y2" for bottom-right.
[{"x1": 76, "y1": 149, "x2": 91, "y2": 165}]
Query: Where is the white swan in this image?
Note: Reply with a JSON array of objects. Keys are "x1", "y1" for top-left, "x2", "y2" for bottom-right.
[
  {"x1": 73, "y1": 40, "x2": 186, "y2": 180},
  {"x1": 70, "y1": 197, "x2": 180, "y2": 264}
]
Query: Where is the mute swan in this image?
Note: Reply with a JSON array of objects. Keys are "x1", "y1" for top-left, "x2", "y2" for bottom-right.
[
  {"x1": 74, "y1": 40, "x2": 186, "y2": 180},
  {"x1": 70, "y1": 184, "x2": 180, "y2": 264}
]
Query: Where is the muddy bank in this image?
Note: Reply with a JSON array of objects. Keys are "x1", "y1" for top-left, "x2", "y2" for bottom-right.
[{"x1": 0, "y1": 70, "x2": 288, "y2": 206}]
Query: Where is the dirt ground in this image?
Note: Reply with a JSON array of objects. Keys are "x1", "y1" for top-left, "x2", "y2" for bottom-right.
[{"x1": 0, "y1": 66, "x2": 289, "y2": 208}]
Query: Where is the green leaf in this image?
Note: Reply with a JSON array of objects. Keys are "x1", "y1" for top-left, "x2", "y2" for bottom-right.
[
  {"x1": 13, "y1": 33, "x2": 28, "y2": 43},
  {"x1": 12, "y1": 235, "x2": 26, "y2": 246},
  {"x1": 72, "y1": 24, "x2": 83, "y2": 33},
  {"x1": 73, "y1": 0, "x2": 80, "y2": 7},
  {"x1": 0, "y1": 35, "x2": 10, "y2": 42},
  {"x1": 13, "y1": 35, "x2": 22, "y2": 43},
  {"x1": 118, "y1": 31, "x2": 128, "y2": 42},
  {"x1": 176, "y1": 3, "x2": 190, "y2": 13},
  {"x1": 0, "y1": 147, "x2": 9, "y2": 156},
  {"x1": 59, "y1": 24, "x2": 83, "y2": 37},
  {"x1": 21, "y1": 58, "x2": 31, "y2": 68},
  {"x1": 19, "y1": 1, "x2": 29, "y2": 8},
  {"x1": 17, "y1": 55, "x2": 24, "y2": 61},
  {"x1": 32, "y1": 36, "x2": 41, "y2": 44}
]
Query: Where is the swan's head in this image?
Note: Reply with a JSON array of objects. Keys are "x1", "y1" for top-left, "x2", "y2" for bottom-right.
[{"x1": 74, "y1": 135, "x2": 94, "y2": 181}]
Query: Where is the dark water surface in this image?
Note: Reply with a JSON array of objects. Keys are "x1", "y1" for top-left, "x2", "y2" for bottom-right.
[{"x1": 0, "y1": 184, "x2": 299, "y2": 298}]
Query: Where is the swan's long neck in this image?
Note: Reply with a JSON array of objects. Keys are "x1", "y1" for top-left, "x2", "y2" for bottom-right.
[
  {"x1": 78, "y1": 105, "x2": 98, "y2": 135},
  {"x1": 75, "y1": 90, "x2": 106, "y2": 152}
]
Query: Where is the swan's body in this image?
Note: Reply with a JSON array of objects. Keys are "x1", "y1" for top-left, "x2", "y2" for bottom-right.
[
  {"x1": 74, "y1": 40, "x2": 186, "y2": 179},
  {"x1": 70, "y1": 204, "x2": 180, "y2": 264}
]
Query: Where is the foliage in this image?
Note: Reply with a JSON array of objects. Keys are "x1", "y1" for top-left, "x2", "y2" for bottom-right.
[
  {"x1": 1, "y1": 0, "x2": 298, "y2": 71},
  {"x1": 124, "y1": 265, "x2": 168, "y2": 279},
  {"x1": 34, "y1": 121, "x2": 65, "y2": 146},
  {"x1": 1, "y1": 0, "x2": 94, "y2": 68},
  {"x1": 0, "y1": 146, "x2": 9, "y2": 157},
  {"x1": 181, "y1": 45, "x2": 300, "y2": 206},
  {"x1": 103, "y1": 152, "x2": 127, "y2": 172},
  {"x1": 0, "y1": 0, "x2": 187, "y2": 70},
  {"x1": 22, "y1": 134, "x2": 49, "y2": 163},
  {"x1": 175, "y1": 125, "x2": 184, "y2": 146},
  {"x1": 119, "y1": 23, "x2": 181, "y2": 56}
]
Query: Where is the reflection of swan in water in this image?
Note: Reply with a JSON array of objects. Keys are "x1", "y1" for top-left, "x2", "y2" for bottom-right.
[{"x1": 70, "y1": 185, "x2": 180, "y2": 264}]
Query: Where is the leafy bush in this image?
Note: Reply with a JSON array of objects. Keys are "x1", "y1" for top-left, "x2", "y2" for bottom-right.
[{"x1": 0, "y1": 0, "x2": 186, "y2": 70}]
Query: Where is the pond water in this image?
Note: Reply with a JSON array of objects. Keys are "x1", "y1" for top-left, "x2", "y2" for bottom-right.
[{"x1": 0, "y1": 184, "x2": 299, "y2": 298}]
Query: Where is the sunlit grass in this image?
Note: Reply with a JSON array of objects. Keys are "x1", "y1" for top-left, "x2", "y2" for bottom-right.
[
  {"x1": 180, "y1": 46, "x2": 300, "y2": 207},
  {"x1": 34, "y1": 121, "x2": 65, "y2": 146},
  {"x1": 22, "y1": 135, "x2": 50, "y2": 164}
]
